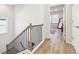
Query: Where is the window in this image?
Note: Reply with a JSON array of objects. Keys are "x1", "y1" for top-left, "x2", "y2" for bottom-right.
[{"x1": 0, "y1": 17, "x2": 8, "y2": 34}]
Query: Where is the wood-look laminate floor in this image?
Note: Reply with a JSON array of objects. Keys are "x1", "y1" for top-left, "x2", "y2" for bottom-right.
[{"x1": 34, "y1": 39, "x2": 76, "y2": 54}]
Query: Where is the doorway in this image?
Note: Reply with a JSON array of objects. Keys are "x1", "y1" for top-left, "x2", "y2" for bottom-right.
[{"x1": 49, "y1": 5, "x2": 64, "y2": 46}]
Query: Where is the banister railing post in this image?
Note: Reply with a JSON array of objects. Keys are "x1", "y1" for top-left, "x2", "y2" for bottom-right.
[
  {"x1": 6, "y1": 45, "x2": 8, "y2": 54},
  {"x1": 28, "y1": 23, "x2": 32, "y2": 51}
]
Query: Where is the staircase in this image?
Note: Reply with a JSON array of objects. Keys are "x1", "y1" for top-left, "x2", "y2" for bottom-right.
[{"x1": 6, "y1": 23, "x2": 43, "y2": 54}]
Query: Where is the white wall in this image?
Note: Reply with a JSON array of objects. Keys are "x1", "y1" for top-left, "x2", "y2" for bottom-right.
[
  {"x1": 14, "y1": 4, "x2": 50, "y2": 40},
  {"x1": 43, "y1": 5, "x2": 50, "y2": 39},
  {"x1": 14, "y1": 5, "x2": 44, "y2": 36},
  {"x1": 65, "y1": 5, "x2": 72, "y2": 44},
  {"x1": 72, "y1": 5, "x2": 79, "y2": 53},
  {"x1": 0, "y1": 5, "x2": 15, "y2": 53}
]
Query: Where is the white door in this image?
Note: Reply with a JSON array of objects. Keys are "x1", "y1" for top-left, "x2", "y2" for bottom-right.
[{"x1": 72, "y1": 5, "x2": 79, "y2": 53}]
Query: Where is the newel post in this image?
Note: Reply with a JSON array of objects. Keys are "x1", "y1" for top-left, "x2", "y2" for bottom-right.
[{"x1": 28, "y1": 23, "x2": 32, "y2": 51}]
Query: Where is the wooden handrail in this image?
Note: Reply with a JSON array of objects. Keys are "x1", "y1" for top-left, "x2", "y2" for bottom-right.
[
  {"x1": 15, "y1": 25, "x2": 30, "y2": 39},
  {"x1": 7, "y1": 23, "x2": 43, "y2": 52},
  {"x1": 28, "y1": 24, "x2": 43, "y2": 51},
  {"x1": 8, "y1": 25, "x2": 30, "y2": 45},
  {"x1": 14, "y1": 24, "x2": 43, "y2": 44},
  {"x1": 32, "y1": 24, "x2": 43, "y2": 27}
]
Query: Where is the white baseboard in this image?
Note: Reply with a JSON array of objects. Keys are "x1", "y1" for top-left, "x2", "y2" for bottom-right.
[{"x1": 31, "y1": 39, "x2": 45, "y2": 54}]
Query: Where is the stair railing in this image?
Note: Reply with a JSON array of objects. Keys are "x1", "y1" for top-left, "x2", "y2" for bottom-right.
[{"x1": 6, "y1": 23, "x2": 43, "y2": 54}]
